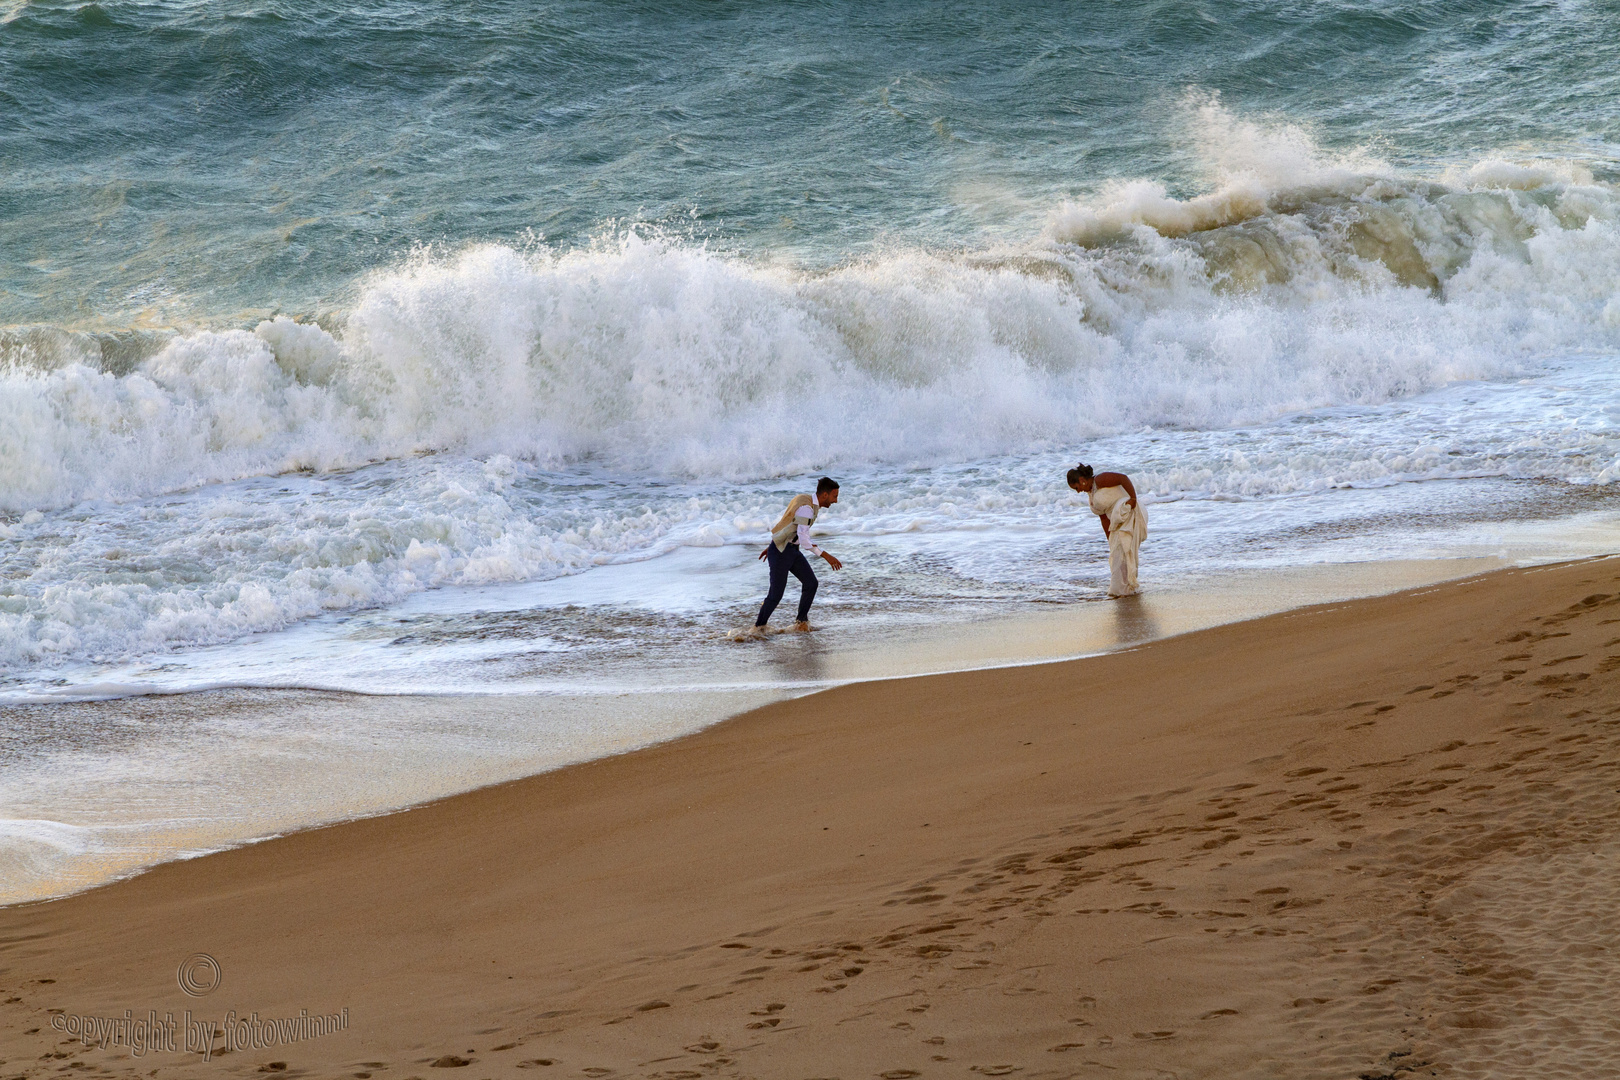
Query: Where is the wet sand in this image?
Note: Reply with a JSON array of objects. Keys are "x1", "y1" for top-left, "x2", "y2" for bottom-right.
[
  {"x1": 2, "y1": 554, "x2": 1523, "y2": 908},
  {"x1": 4, "y1": 556, "x2": 1620, "y2": 1078}
]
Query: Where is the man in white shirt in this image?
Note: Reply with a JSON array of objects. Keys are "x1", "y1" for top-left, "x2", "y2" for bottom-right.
[{"x1": 753, "y1": 477, "x2": 842, "y2": 633}]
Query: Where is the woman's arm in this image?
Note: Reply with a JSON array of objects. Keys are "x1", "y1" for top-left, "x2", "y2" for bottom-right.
[{"x1": 1095, "y1": 472, "x2": 1138, "y2": 509}]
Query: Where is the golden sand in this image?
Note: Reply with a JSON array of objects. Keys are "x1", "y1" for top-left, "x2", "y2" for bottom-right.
[{"x1": 4, "y1": 558, "x2": 1619, "y2": 1078}]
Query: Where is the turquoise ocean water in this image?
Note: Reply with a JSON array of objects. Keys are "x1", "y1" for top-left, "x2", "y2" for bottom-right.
[{"x1": 7, "y1": 1, "x2": 1620, "y2": 326}]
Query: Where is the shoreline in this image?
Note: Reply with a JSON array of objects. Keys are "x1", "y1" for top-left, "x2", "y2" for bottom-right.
[
  {"x1": 3, "y1": 555, "x2": 1620, "y2": 1077},
  {"x1": 1, "y1": 551, "x2": 1547, "y2": 908}
]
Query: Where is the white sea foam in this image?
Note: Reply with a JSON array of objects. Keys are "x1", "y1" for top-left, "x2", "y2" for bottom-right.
[
  {"x1": 0, "y1": 817, "x2": 106, "y2": 889},
  {"x1": 5, "y1": 352, "x2": 1620, "y2": 682},
  {"x1": 1048, "y1": 93, "x2": 1393, "y2": 243},
  {"x1": 3, "y1": 104, "x2": 1620, "y2": 676},
  {"x1": 2, "y1": 110, "x2": 1619, "y2": 512}
]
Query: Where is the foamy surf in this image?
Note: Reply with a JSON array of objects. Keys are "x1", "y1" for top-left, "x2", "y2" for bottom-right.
[
  {"x1": 6, "y1": 105, "x2": 1620, "y2": 681},
  {"x1": 4, "y1": 226, "x2": 1620, "y2": 679},
  {"x1": 6, "y1": 112, "x2": 1620, "y2": 516}
]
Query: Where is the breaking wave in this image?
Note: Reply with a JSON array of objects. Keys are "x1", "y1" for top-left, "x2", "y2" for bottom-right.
[{"x1": 4, "y1": 106, "x2": 1620, "y2": 513}]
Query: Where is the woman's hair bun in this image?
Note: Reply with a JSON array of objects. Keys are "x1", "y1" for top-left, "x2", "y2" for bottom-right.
[{"x1": 1065, "y1": 463, "x2": 1094, "y2": 485}]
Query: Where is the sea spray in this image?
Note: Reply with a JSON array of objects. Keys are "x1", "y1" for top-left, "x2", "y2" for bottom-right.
[{"x1": 6, "y1": 158, "x2": 1620, "y2": 512}]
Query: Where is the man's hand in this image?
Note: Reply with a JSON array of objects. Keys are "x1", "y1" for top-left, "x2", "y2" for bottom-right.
[
  {"x1": 821, "y1": 552, "x2": 843, "y2": 571},
  {"x1": 759, "y1": 546, "x2": 770, "y2": 561}
]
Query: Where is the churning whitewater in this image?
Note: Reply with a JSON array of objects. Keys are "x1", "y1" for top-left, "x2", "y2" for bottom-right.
[
  {"x1": 4, "y1": 104, "x2": 1620, "y2": 680},
  {"x1": 7, "y1": 113, "x2": 1620, "y2": 513}
]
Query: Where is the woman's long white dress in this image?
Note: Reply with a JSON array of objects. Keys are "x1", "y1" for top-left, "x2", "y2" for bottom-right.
[{"x1": 1088, "y1": 484, "x2": 1146, "y2": 597}]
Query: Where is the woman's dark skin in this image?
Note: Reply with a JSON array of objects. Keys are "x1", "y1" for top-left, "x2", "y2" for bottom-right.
[{"x1": 1067, "y1": 472, "x2": 1138, "y2": 540}]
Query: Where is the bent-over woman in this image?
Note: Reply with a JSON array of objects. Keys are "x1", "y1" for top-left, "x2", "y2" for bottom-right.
[{"x1": 1067, "y1": 463, "x2": 1146, "y2": 597}]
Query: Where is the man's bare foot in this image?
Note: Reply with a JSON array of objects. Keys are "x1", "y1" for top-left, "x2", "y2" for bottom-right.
[{"x1": 792, "y1": 620, "x2": 814, "y2": 633}]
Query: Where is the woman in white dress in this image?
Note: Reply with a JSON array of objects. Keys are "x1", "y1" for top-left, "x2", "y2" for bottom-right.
[{"x1": 1067, "y1": 463, "x2": 1146, "y2": 597}]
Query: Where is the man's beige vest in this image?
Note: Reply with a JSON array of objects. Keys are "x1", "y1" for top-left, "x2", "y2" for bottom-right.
[{"x1": 770, "y1": 494, "x2": 818, "y2": 552}]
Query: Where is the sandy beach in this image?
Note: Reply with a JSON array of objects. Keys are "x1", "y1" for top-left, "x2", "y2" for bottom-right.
[{"x1": 4, "y1": 556, "x2": 1620, "y2": 1079}]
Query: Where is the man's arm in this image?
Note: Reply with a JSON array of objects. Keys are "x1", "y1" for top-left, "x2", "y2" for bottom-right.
[
  {"x1": 795, "y1": 507, "x2": 822, "y2": 556},
  {"x1": 798, "y1": 507, "x2": 842, "y2": 569}
]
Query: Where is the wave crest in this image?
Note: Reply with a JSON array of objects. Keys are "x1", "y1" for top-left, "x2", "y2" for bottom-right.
[{"x1": 4, "y1": 114, "x2": 1620, "y2": 510}]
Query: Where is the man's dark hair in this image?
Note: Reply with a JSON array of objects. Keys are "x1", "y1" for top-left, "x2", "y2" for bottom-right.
[{"x1": 816, "y1": 476, "x2": 839, "y2": 495}]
